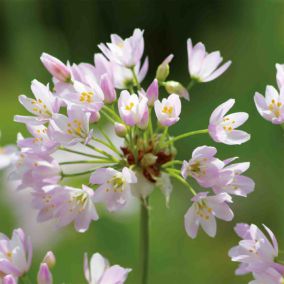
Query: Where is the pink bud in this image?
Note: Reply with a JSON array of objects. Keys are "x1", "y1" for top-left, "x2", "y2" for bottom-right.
[
  {"x1": 100, "y1": 73, "x2": 116, "y2": 104},
  {"x1": 42, "y1": 251, "x2": 56, "y2": 269},
  {"x1": 114, "y1": 122, "x2": 127, "y2": 137},
  {"x1": 146, "y1": 79, "x2": 159, "y2": 106},
  {"x1": 164, "y1": 81, "x2": 189, "y2": 101},
  {"x1": 40, "y1": 52, "x2": 71, "y2": 82},
  {"x1": 156, "y1": 54, "x2": 174, "y2": 82},
  {"x1": 37, "y1": 263, "x2": 53, "y2": 284},
  {"x1": 3, "y1": 275, "x2": 17, "y2": 284},
  {"x1": 90, "y1": 111, "x2": 101, "y2": 123}
]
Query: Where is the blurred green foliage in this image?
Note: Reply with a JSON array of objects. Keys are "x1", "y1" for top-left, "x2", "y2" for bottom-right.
[{"x1": 1, "y1": 0, "x2": 284, "y2": 283}]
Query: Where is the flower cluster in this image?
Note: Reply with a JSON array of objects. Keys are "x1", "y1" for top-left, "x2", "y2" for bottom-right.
[
  {"x1": 0, "y1": 29, "x2": 253, "y2": 240},
  {"x1": 0, "y1": 228, "x2": 130, "y2": 283},
  {"x1": 229, "y1": 223, "x2": 284, "y2": 283}
]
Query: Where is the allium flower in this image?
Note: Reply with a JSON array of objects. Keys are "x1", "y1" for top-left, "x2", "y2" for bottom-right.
[
  {"x1": 212, "y1": 160, "x2": 255, "y2": 197},
  {"x1": 0, "y1": 228, "x2": 32, "y2": 278},
  {"x1": 98, "y1": 28, "x2": 144, "y2": 68},
  {"x1": 48, "y1": 105, "x2": 94, "y2": 146},
  {"x1": 154, "y1": 93, "x2": 181, "y2": 126},
  {"x1": 181, "y1": 146, "x2": 224, "y2": 188},
  {"x1": 229, "y1": 223, "x2": 283, "y2": 276},
  {"x1": 14, "y1": 80, "x2": 60, "y2": 125},
  {"x1": 118, "y1": 91, "x2": 149, "y2": 128},
  {"x1": 84, "y1": 252, "x2": 131, "y2": 284},
  {"x1": 90, "y1": 167, "x2": 137, "y2": 212},
  {"x1": 254, "y1": 85, "x2": 284, "y2": 124},
  {"x1": 209, "y1": 98, "x2": 250, "y2": 145},
  {"x1": 32, "y1": 184, "x2": 99, "y2": 232},
  {"x1": 40, "y1": 52, "x2": 71, "y2": 82},
  {"x1": 187, "y1": 38, "x2": 231, "y2": 82},
  {"x1": 184, "y1": 192, "x2": 233, "y2": 238}
]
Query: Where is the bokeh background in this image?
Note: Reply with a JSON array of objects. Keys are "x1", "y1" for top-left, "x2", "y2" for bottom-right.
[{"x1": 1, "y1": 0, "x2": 284, "y2": 283}]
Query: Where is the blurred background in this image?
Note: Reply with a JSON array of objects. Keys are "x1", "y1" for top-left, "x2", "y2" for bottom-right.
[{"x1": 1, "y1": 0, "x2": 284, "y2": 283}]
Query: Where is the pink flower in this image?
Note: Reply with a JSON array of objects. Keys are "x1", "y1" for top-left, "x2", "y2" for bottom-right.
[
  {"x1": 229, "y1": 223, "x2": 282, "y2": 276},
  {"x1": 84, "y1": 252, "x2": 131, "y2": 284},
  {"x1": 98, "y1": 28, "x2": 144, "y2": 68},
  {"x1": 184, "y1": 192, "x2": 233, "y2": 238},
  {"x1": 146, "y1": 79, "x2": 159, "y2": 106},
  {"x1": 3, "y1": 275, "x2": 17, "y2": 284},
  {"x1": 48, "y1": 105, "x2": 94, "y2": 146},
  {"x1": 209, "y1": 98, "x2": 250, "y2": 145},
  {"x1": 100, "y1": 73, "x2": 116, "y2": 104},
  {"x1": 187, "y1": 38, "x2": 231, "y2": 82},
  {"x1": 181, "y1": 146, "x2": 224, "y2": 188},
  {"x1": 118, "y1": 91, "x2": 149, "y2": 129},
  {"x1": 154, "y1": 94, "x2": 181, "y2": 126},
  {"x1": 0, "y1": 145, "x2": 17, "y2": 170},
  {"x1": 276, "y1": 63, "x2": 284, "y2": 89},
  {"x1": 32, "y1": 184, "x2": 99, "y2": 233},
  {"x1": 40, "y1": 52, "x2": 71, "y2": 82},
  {"x1": 37, "y1": 263, "x2": 53, "y2": 284},
  {"x1": 90, "y1": 167, "x2": 137, "y2": 212},
  {"x1": 212, "y1": 160, "x2": 255, "y2": 197},
  {"x1": 14, "y1": 80, "x2": 60, "y2": 125},
  {"x1": 254, "y1": 85, "x2": 284, "y2": 124},
  {"x1": 251, "y1": 268, "x2": 284, "y2": 284},
  {"x1": 0, "y1": 228, "x2": 32, "y2": 278}
]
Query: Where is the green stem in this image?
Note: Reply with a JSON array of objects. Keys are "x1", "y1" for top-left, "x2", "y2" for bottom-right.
[
  {"x1": 162, "y1": 160, "x2": 183, "y2": 168},
  {"x1": 166, "y1": 170, "x2": 196, "y2": 195},
  {"x1": 166, "y1": 129, "x2": 208, "y2": 145},
  {"x1": 60, "y1": 159, "x2": 114, "y2": 165},
  {"x1": 20, "y1": 274, "x2": 33, "y2": 284},
  {"x1": 101, "y1": 109, "x2": 116, "y2": 124},
  {"x1": 98, "y1": 127, "x2": 122, "y2": 155},
  {"x1": 140, "y1": 197, "x2": 149, "y2": 284},
  {"x1": 103, "y1": 105, "x2": 122, "y2": 122},
  {"x1": 93, "y1": 137, "x2": 121, "y2": 156},
  {"x1": 59, "y1": 147, "x2": 104, "y2": 159},
  {"x1": 86, "y1": 144, "x2": 118, "y2": 161},
  {"x1": 131, "y1": 67, "x2": 141, "y2": 90},
  {"x1": 187, "y1": 79, "x2": 196, "y2": 91},
  {"x1": 62, "y1": 169, "x2": 97, "y2": 178}
]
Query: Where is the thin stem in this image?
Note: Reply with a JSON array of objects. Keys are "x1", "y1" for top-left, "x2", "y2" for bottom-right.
[
  {"x1": 162, "y1": 160, "x2": 183, "y2": 168},
  {"x1": 103, "y1": 105, "x2": 122, "y2": 122},
  {"x1": 20, "y1": 275, "x2": 33, "y2": 284},
  {"x1": 62, "y1": 169, "x2": 97, "y2": 178},
  {"x1": 59, "y1": 147, "x2": 104, "y2": 159},
  {"x1": 166, "y1": 129, "x2": 208, "y2": 145},
  {"x1": 187, "y1": 79, "x2": 196, "y2": 91},
  {"x1": 60, "y1": 159, "x2": 114, "y2": 165},
  {"x1": 101, "y1": 109, "x2": 116, "y2": 124},
  {"x1": 166, "y1": 170, "x2": 196, "y2": 195},
  {"x1": 140, "y1": 197, "x2": 149, "y2": 284},
  {"x1": 98, "y1": 126, "x2": 122, "y2": 155},
  {"x1": 93, "y1": 137, "x2": 121, "y2": 156},
  {"x1": 131, "y1": 67, "x2": 141, "y2": 90},
  {"x1": 86, "y1": 144, "x2": 118, "y2": 161}
]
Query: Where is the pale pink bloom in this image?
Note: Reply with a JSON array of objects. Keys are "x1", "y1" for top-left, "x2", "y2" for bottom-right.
[
  {"x1": 37, "y1": 263, "x2": 53, "y2": 284},
  {"x1": 118, "y1": 91, "x2": 149, "y2": 129},
  {"x1": 0, "y1": 228, "x2": 32, "y2": 278},
  {"x1": 181, "y1": 146, "x2": 224, "y2": 188},
  {"x1": 32, "y1": 184, "x2": 99, "y2": 233},
  {"x1": 213, "y1": 160, "x2": 255, "y2": 197},
  {"x1": 154, "y1": 94, "x2": 181, "y2": 126},
  {"x1": 146, "y1": 79, "x2": 159, "y2": 106},
  {"x1": 48, "y1": 105, "x2": 94, "y2": 146},
  {"x1": 84, "y1": 252, "x2": 131, "y2": 284},
  {"x1": 100, "y1": 73, "x2": 116, "y2": 104},
  {"x1": 229, "y1": 223, "x2": 282, "y2": 276},
  {"x1": 90, "y1": 167, "x2": 137, "y2": 212},
  {"x1": 184, "y1": 192, "x2": 233, "y2": 238},
  {"x1": 3, "y1": 275, "x2": 17, "y2": 284},
  {"x1": 40, "y1": 52, "x2": 71, "y2": 82},
  {"x1": 98, "y1": 28, "x2": 144, "y2": 68},
  {"x1": 0, "y1": 145, "x2": 17, "y2": 170},
  {"x1": 156, "y1": 54, "x2": 174, "y2": 82},
  {"x1": 209, "y1": 98, "x2": 250, "y2": 145},
  {"x1": 17, "y1": 125, "x2": 58, "y2": 154},
  {"x1": 276, "y1": 63, "x2": 284, "y2": 89},
  {"x1": 254, "y1": 85, "x2": 284, "y2": 124},
  {"x1": 14, "y1": 80, "x2": 60, "y2": 125},
  {"x1": 187, "y1": 38, "x2": 231, "y2": 82},
  {"x1": 251, "y1": 268, "x2": 284, "y2": 284}
]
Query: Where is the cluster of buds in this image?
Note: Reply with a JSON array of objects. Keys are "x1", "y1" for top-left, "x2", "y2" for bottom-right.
[{"x1": 0, "y1": 228, "x2": 130, "y2": 283}]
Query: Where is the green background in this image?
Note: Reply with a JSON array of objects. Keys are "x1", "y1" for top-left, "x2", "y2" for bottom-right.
[{"x1": 1, "y1": 0, "x2": 284, "y2": 283}]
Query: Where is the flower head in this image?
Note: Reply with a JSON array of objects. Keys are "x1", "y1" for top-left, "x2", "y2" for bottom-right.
[
  {"x1": 209, "y1": 98, "x2": 250, "y2": 145},
  {"x1": 84, "y1": 252, "x2": 131, "y2": 284},
  {"x1": 154, "y1": 94, "x2": 181, "y2": 126},
  {"x1": 98, "y1": 28, "x2": 144, "y2": 68},
  {"x1": 187, "y1": 38, "x2": 231, "y2": 82},
  {"x1": 184, "y1": 192, "x2": 233, "y2": 238},
  {"x1": 254, "y1": 85, "x2": 284, "y2": 124}
]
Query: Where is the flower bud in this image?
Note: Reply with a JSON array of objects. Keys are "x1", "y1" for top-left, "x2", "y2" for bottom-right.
[
  {"x1": 146, "y1": 79, "x2": 159, "y2": 106},
  {"x1": 164, "y1": 81, "x2": 189, "y2": 101},
  {"x1": 42, "y1": 251, "x2": 56, "y2": 269},
  {"x1": 114, "y1": 123, "x2": 127, "y2": 137},
  {"x1": 3, "y1": 275, "x2": 17, "y2": 284},
  {"x1": 156, "y1": 54, "x2": 174, "y2": 82},
  {"x1": 40, "y1": 52, "x2": 71, "y2": 82},
  {"x1": 90, "y1": 111, "x2": 101, "y2": 123},
  {"x1": 100, "y1": 73, "x2": 116, "y2": 104},
  {"x1": 37, "y1": 263, "x2": 53, "y2": 284},
  {"x1": 141, "y1": 153, "x2": 157, "y2": 167}
]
